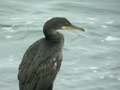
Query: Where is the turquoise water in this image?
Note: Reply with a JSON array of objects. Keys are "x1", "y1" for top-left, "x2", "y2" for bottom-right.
[{"x1": 0, "y1": 0, "x2": 120, "y2": 90}]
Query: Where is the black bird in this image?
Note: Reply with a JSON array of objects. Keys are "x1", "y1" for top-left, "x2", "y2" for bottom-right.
[{"x1": 18, "y1": 17, "x2": 85, "y2": 90}]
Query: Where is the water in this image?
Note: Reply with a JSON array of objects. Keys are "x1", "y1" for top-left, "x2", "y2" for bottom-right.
[{"x1": 0, "y1": 0, "x2": 120, "y2": 90}]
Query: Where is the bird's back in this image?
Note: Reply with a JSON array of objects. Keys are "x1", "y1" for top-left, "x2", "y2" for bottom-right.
[{"x1": 18, "y1": 38, "x2": 63, "y2": 90}]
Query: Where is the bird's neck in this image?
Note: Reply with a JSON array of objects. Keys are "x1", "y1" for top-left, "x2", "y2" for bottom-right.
[{"x1": 43, "y1": 29, "x2": 64, "y2": 43}]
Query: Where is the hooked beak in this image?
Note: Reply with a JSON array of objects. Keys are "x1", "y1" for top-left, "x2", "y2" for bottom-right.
[{"x1": 62, "y1": 25, "x2": 85, "y2": 32}]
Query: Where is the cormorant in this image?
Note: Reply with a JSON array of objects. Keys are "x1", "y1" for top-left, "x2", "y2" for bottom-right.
[{"x1": 18, "y1": 17, "x2": 85, "y2": 90}]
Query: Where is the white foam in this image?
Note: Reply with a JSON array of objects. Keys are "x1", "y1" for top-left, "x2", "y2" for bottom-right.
[
  {"x1": 2, "y1": 27, "x2": 11, "y2": 30},
  {"x1": 9, "y1": 55, "x2": 14, "y2": 61},
  {"x1": 106, "y1": 21, "x2": 114, "y2": 24},
  {"x1": 90, "y1": 67, "x2": 98, "y2": 70},
  {"x1": 106, "y1": 57, "x2": 112, "y2": 59},
  {"x1": 99, "y1": 76, "x2": 105, "y2": 79},
  {"x1": 105, "y1": 36, "x2": 120, "y2": 41},
  {"x1": 117, "y1": 77, "x2": 120, "y2": 81},
  {"x1": 2, "y1": 27, "x2": 14, "y2": 32},
  {"x1": 5, "y1": 36, "x2": 12, "y2": 39},
  {"x1": 101, "y1": 25, "x2": 108, "y2": 28},
  {"x1": 87, "y1": 17, "x2": 97, "y2": 21},
  {"x1": 108, "y1": 74, "x2": 114, "y2": 78},
  {"x1": 25, "y1": 21, "x2": 33, "y2": 24},
  {"x1": 92, "y1": 70, "x2": 97, "y2": 73}
]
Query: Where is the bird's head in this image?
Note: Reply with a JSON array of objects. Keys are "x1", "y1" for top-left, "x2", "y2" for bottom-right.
[{"x1": 43, "y1": 17, "x2": 85, "y2": 32}]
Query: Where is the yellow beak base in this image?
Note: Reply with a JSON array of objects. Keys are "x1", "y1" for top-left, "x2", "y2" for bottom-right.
[{"x1": 63, "y1": 26, "x2": 85, "y2": 32}]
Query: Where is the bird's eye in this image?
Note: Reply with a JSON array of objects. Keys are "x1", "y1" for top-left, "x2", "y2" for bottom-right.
[{"x1": 65, "y1": 23, "x2": 69, "y2": 26}]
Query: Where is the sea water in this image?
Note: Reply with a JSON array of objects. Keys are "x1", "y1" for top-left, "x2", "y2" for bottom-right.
[{"x1": 0, "y1": 0, "x2": 120, "y2": 90}]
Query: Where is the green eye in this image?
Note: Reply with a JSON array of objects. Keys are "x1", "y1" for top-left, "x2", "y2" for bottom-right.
[{"x1": 65, "y1": 23, "x2": 69, "y2": 25}]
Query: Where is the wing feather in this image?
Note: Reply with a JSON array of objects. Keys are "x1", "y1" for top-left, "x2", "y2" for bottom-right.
[{"x1": 18, "y1": 39, "x2": 62, "y2": 90}]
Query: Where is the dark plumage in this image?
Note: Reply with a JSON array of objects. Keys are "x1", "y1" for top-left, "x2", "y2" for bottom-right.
[{"x1": 18, "y1": 17, "x2": 85, "y2": 90}]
